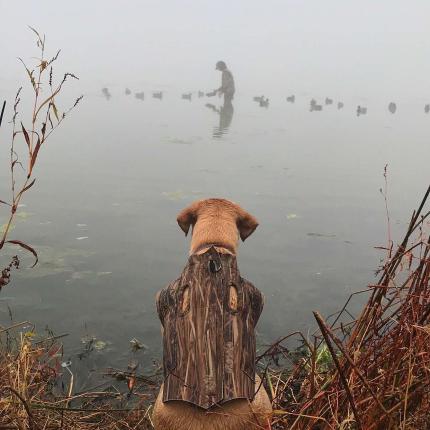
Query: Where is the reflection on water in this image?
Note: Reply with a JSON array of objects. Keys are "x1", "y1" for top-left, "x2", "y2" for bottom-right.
[{"x1": 206, "y1": 99, "x2": 235, "y2": 138}]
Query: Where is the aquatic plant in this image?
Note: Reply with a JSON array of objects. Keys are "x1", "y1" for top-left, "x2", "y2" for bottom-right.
[{"x1": 0, "y1": 27, "x2": 82, "y2": 288}]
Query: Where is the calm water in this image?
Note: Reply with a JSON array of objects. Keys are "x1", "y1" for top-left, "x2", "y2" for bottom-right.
[{"x1": 1, "y1": 88, "x2": 429, "y2": 389}]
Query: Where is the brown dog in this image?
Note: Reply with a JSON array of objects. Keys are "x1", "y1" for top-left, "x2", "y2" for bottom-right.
[{"x1": 153, "y1": 198, "x2": 272, "y2": 430}]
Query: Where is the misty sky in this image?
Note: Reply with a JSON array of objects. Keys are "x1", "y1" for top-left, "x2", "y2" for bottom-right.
[{"x1": 1, "y1": 1, "x2": 430, "y2": 101}]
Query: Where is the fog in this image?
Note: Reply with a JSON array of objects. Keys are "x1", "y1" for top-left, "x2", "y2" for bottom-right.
[
  {"x1": 2, "y1": 0, "x2": 430, "y2": 101},
  {"x1": 1, "y1": 0, "x2": 430, "y2": 381}
]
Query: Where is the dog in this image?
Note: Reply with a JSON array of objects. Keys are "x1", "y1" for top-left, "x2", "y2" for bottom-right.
[{"x1": 152, "y1": 198, "x2": 272, "y2": 430}]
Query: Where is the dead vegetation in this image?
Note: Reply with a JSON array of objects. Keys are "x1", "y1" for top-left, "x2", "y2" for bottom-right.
[
  {"x1": 260, "y1": 185, "x2": 430, "y2": 429},
  {"x1": 0, "y1": 324, "x2": 156, "y2": 429}
]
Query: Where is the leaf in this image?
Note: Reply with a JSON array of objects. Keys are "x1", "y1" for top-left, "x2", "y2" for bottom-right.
[
  {"x1": 28, "y1": 26, "x2": 44, "y2": 50},
  {"x1": 51, "y1": 102, "x2": 59, "y2": 122},
  {"x1": 6, "y1": 240, "x2": 38, "y2": 267},
  {"x1": 28, "y1": 26, "x2": 41, "y2": 41},
  {"x1": 41, "y1": 122, "x2": 46, "y2": 139},
  {"x1": 16, "y1": 178, "x2": 36, "y2": 201},
  {"x1": 30, "y1": 137, "x2": 42, "y2": 171},
  {"x1": 18, "y1": 58, "x2": 36, "y2": 91},
  {"x1": 33, "y1": 86, "x2": 61, "y2": 120},
  {"x1": 21, "y1": 122, "x2": 30, "y2": 150},
  {"x1": 94, "y1": 340, "x2": 107, "y2": 350}
]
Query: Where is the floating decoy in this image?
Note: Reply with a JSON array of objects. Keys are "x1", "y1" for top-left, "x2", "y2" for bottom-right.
[
  {"x1": 153, "y1": 91, "x2": 163, "y2": 100},
  {"x1": 325, "y1": 97, "x2": 333, "y2": 105},
  {"x1": 198, "y1": 91, "x2": 205, "y2": 98},
  {"x1": 182, "y1": 93, "x2": 192, "y2": 101},
  {"x1": 357, "y1": 105, "x2": 367, "y2": 116},
  {"x1": 135, "y1": 92, "x2": 145, "y2": 101},
  {"x1": 206, "y1": 90, "x2": 217, "y2": 97},
  {"x1": 102, "y1": 87, "x2": 111, "y2": 100},
  {"x1": 310, "y1": 98, "x2": 317, "y2": 106},
  {"x1": 425, "y1": 104, "x2": 430, "y2": 114},
  {"x1": 259, "y1": 97, "x2": 269, "y2": 108},
  {"x1": 253, "y1": 95, "x2": 266, "y2": 103},
  {"x1": 125, "y1": 88, "x2": 131, "y2": 95},
  {"x1": 337, "y1": 102, "x2": 344, "y2": 109},
  {"x1": 310, "y1": 103, "x2": 322, "y2": 112},
  {"x1": 286, "y1": 95, "x2": 295, "y2": 103},
  {"x1": 388, "y1": 102, "x2": 396, "y2": 114}
]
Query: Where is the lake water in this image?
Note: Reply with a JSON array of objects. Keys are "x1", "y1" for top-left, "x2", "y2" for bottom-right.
[{"x1": 1, "y1": 87, "x2": 429, "y2": 391}]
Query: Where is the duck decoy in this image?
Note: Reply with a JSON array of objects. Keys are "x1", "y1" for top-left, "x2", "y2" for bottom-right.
[
  {"x1": 182, "y1": 93, "x2": 192, "y2": 101},
  {"x1": 259, "y1": 97, "x2": 269, "y2": 108},
  {"x1": 153, "y1": 91, "x2": 163, "y2": 100},
  {"x1": 286, "y1": 95, "x2": 295, "y2": 103},
  {"x1": 337, "y1": 102, "x2": 344, "y2": 109},
  {"x1": 357, "y1": 105, "x2": 367, "y2": 116},
  {"x1": 253, "y1": 95, "x2": 265, "y2": 103},
  {"x1": 135, "y1": 91, "x2": 145, "y2": 101},
  {"x1": 102, "y1": 87, "x2": 111, "y2": 100},
  {"x1": 310, "y1": 103, "x2": 322, "y2": 111},
  {"x1": 388, "y1": 102, "x2": 396, "y2": 114}
]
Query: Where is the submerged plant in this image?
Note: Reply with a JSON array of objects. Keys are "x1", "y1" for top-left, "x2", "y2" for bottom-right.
[{"x1": 0, "y1": 27, "x2": 82, "y2": 288}]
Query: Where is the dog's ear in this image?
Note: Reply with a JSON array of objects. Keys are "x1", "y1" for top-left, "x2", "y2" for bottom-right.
[
  {"x1": 176, "y1": 201, "x2": 199, "y2": 236},
  {"x1": 236, "y1": 209, "x2": 259, "y2": 241}
]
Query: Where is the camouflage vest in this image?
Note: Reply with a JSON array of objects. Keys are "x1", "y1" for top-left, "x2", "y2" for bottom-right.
[{"x1": 156, "y1": 247, "x2": 264, "y2": 409}]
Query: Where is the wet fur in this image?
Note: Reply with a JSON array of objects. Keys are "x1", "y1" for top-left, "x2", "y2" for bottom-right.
[{"x1": 153, "y1": 198, "x2": 272, "y2": 429}]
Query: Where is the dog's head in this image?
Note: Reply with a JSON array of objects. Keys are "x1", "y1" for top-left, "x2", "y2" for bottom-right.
[{"x1": 176, "y1": 198, "x2": 258, "y2": 254}]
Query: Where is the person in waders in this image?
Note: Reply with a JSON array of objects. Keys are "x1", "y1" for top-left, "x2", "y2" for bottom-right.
[{"x1": 215, "y1": 60, "x2": 235, "y2": 106}]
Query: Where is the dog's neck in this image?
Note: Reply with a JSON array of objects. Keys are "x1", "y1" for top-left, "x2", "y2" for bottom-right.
[{"x1": 191, "y1": 242, "x2": 236, "y2": 256}]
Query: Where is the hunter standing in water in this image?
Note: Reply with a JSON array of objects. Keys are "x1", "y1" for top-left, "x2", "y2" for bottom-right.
[{"x1": 216, "y1": 60, "x2": 235, "y2": 104}]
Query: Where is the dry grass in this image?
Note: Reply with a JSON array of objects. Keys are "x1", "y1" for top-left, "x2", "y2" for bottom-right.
[
  {"x1": 0, "y1": 324, "x2": 156, "y2": 429},
  {"x1": 260, "y1": 185, "x2": 430, "y2": 430}
]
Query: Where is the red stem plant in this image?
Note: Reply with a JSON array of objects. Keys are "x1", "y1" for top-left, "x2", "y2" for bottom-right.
[{"x1": 0, "y1": 27, "x2": 82, "y2": 288}]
